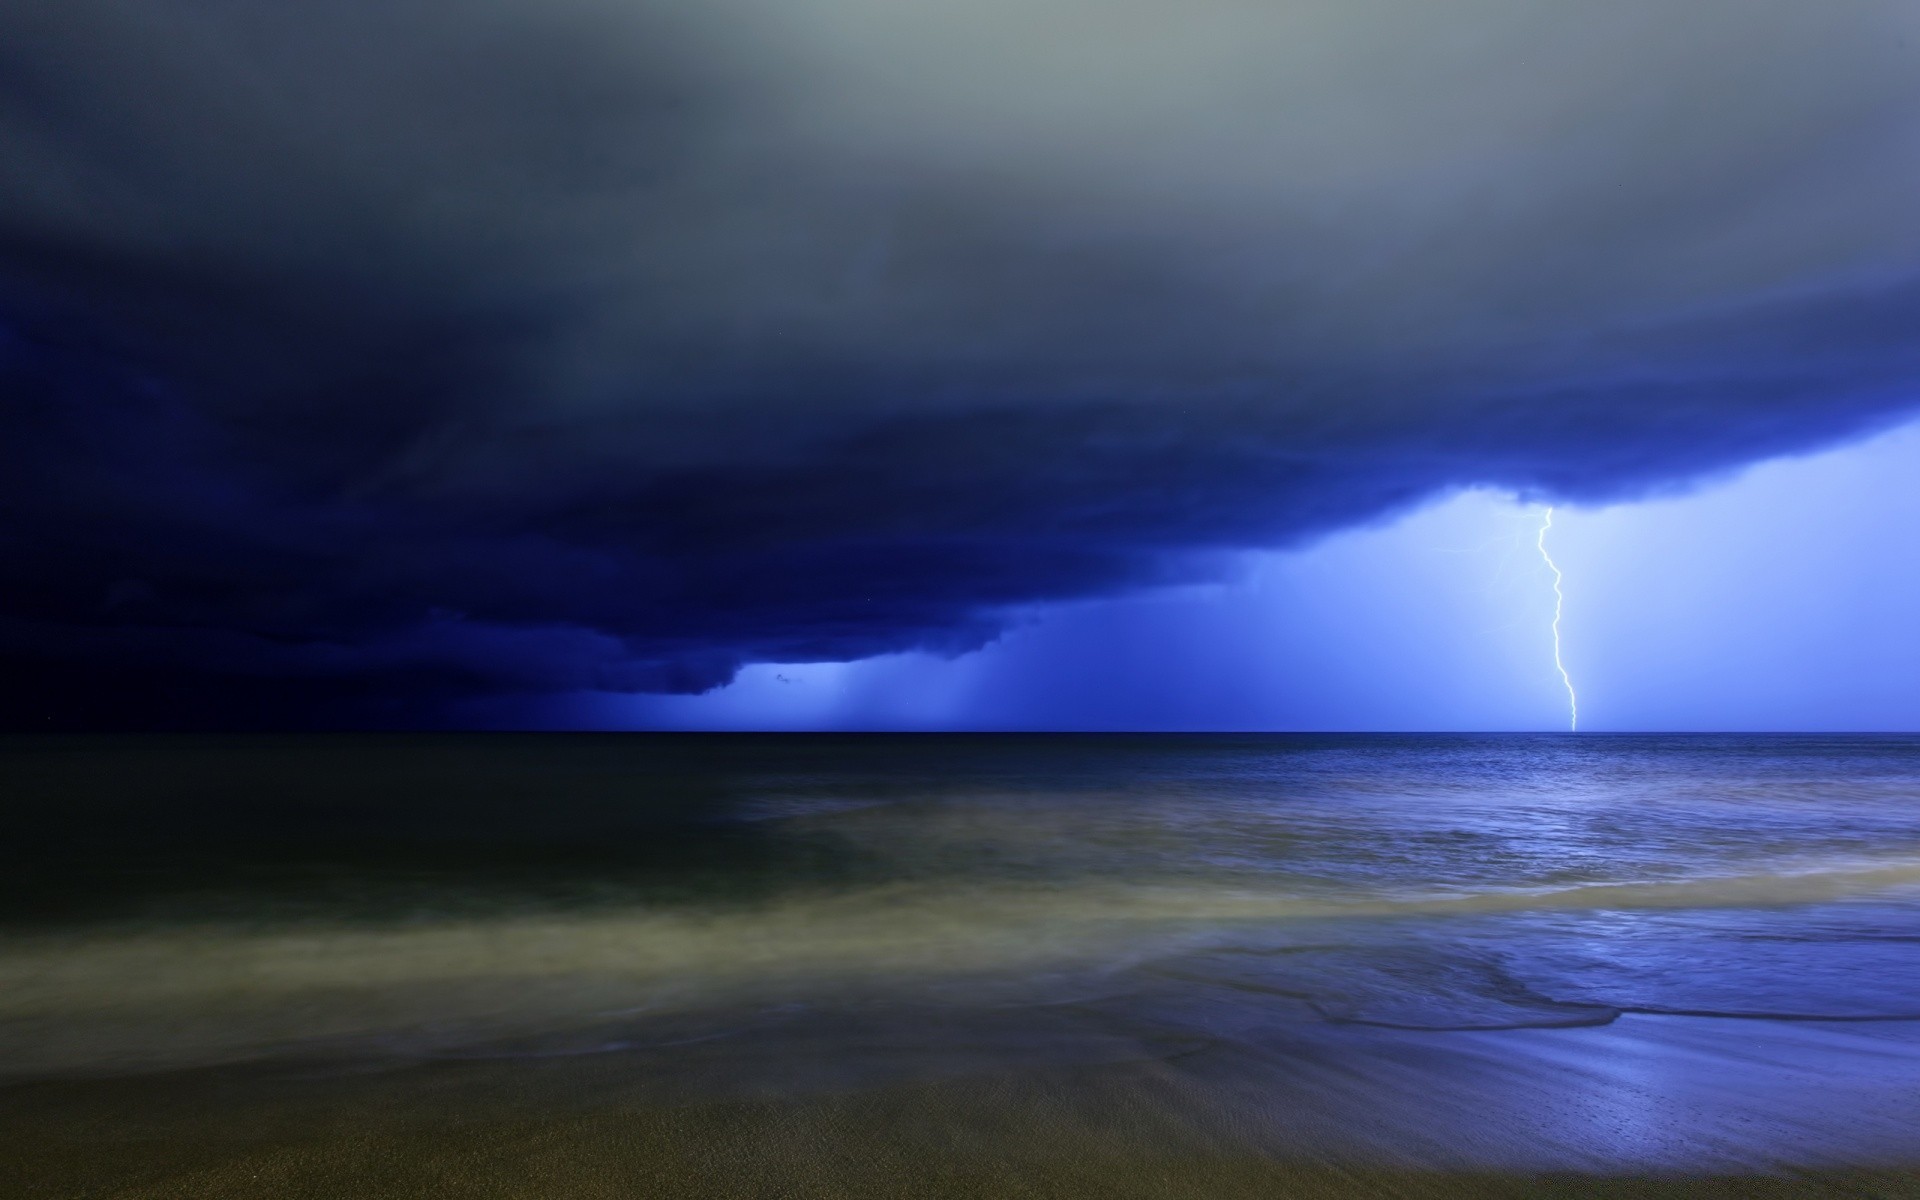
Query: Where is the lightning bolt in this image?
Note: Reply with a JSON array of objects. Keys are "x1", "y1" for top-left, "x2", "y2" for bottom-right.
[{"x1": 1536, "y1": 506, "x2": 1577, "y2": 731}]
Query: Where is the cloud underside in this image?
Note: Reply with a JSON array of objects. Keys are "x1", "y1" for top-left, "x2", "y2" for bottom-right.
[{"x1": 2, "y1": 0, "x2": 1918, "y2": 724}]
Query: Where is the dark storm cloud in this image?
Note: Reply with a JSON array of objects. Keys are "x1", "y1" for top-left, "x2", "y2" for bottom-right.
[{"x1": 3, "y1": 0, "x2": 1919, "y2": 725}]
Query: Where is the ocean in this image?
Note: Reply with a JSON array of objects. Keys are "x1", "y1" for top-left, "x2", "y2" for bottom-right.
[{"x1": 6, "y1": 733, "x2": 1920, "y2": 1196}]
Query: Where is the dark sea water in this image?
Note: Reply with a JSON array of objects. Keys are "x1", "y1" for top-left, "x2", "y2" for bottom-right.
[{"x1": 7, "y1": 733, "x2": 1920, "y2": 1191}]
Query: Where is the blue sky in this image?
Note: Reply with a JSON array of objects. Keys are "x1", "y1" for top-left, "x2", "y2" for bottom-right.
[{"x1": 569, "y1": 418, "x2": 1920, "y2": 732}]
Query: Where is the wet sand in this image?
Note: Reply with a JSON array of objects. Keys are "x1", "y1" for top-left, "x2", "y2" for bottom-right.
[{"x1": 10, "y1": 1011, "x2": 1920, "y2": 1198}]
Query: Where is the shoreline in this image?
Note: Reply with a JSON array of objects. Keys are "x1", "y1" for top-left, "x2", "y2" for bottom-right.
[{"x1": 11, "y1": 1012, "x2": 1920, "y2": 1197}]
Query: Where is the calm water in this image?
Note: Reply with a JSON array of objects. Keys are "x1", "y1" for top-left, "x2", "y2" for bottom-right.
[{"x1": 7, "y1": 733, "x2": 1920, "y2": 1177}]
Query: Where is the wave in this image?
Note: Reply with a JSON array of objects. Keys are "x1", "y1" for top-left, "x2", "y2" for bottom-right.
[{"x1": 4, "y1": 854, "x2": 1920, "y2": 1078}]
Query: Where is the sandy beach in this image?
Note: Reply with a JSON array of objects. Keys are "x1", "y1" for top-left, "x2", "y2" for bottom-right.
[{"x1": 10, "y1": 1007, "x2": 1920, "y2": 1198}]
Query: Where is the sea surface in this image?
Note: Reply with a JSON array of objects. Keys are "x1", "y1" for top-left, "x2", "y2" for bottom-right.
[{"x1": 7, "y1": 733, "x2": 1920, "y2": 1194}]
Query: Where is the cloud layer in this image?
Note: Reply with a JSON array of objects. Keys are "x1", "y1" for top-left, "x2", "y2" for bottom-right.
[{"x1": 4, "y1": 0, "x2": 1919, "y2": 725}]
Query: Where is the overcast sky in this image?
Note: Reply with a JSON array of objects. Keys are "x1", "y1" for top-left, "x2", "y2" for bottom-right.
[{"x1": 4, "y1": 0, "x2": 1918, "y2": 728}]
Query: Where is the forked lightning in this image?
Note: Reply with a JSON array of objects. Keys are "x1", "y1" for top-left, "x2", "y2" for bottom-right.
[{"x1": 1537, "y1": 507, "x2": 1577, "y2": 731}]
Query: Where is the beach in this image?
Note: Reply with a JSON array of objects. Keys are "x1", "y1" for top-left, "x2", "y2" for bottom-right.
[{"x1": 7, "y1": 734, "x2": 1920, "y2": 1196}]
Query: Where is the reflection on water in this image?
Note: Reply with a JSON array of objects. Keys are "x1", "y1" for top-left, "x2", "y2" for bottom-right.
[{"x1": 6, "y1": 733, "x2": 1920, "y2": 1178}]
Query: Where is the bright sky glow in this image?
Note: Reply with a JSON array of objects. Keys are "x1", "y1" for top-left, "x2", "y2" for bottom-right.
[{"x1": 550, "y1": 419, "x2": 1920, "y2": 733}]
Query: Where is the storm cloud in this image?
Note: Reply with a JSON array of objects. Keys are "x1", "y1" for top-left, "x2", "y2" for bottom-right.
[{"x1": 4, "y1": 0, "x2": 1919, "y2": 725}]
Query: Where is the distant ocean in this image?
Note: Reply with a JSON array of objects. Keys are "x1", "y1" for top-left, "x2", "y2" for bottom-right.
[{"x1": 8, "y1": 734, "x2": 1920, "y2": 1195}]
